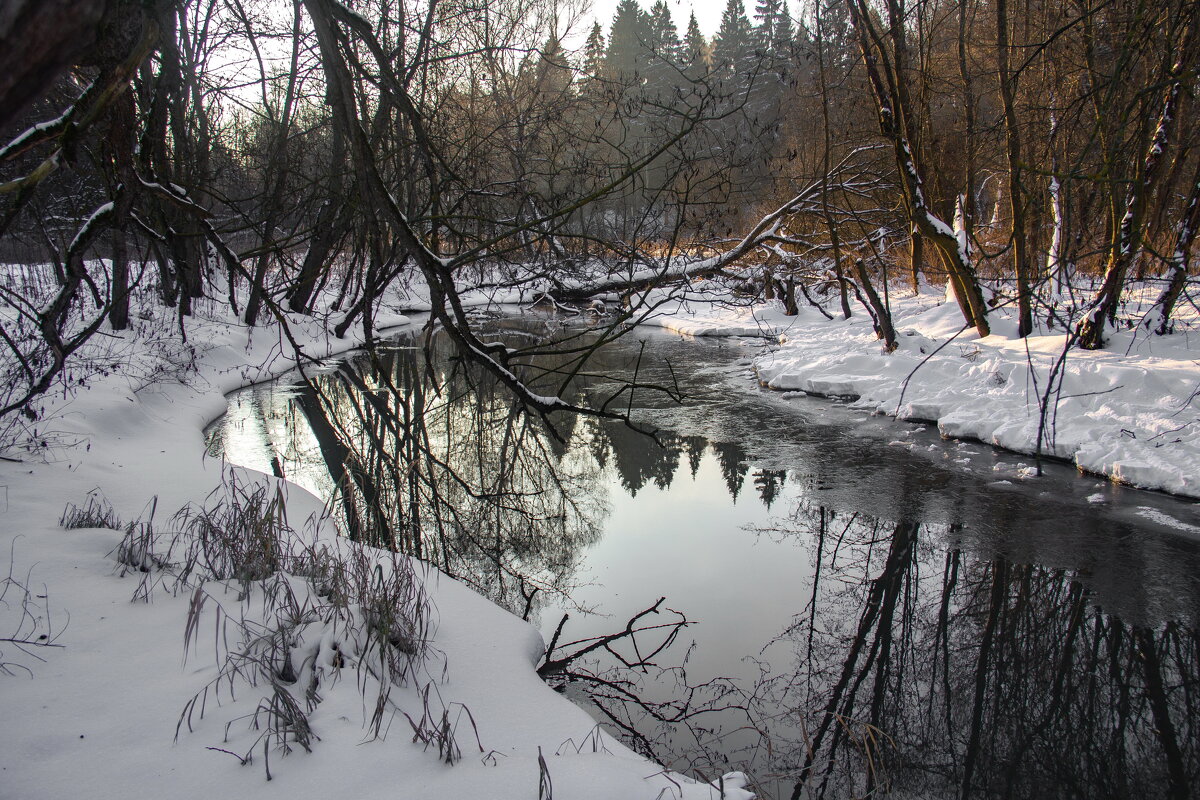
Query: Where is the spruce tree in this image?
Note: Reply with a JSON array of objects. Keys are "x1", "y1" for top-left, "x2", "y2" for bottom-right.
[
  {"x1": 712, "y1": 0, "x2": 753, "y2": 75},
  {"x1": 582, "y1": 22, "x2": 606, "y2": 78},
  {"x1": 645, "y1": 0, "x2": 681, "y2": 99},
  {"x1": 647, "y1": 1, "x2": 680, "y2": 57},
  {"x1": 754, "y1": 0, "x2": 794, "y2": 78},
  {"x1": 605, "y1": 0, "x2": 650, "y2": 82},
  {"x1": 682, "y1": 12, "x2": 709, "y2": 79}
]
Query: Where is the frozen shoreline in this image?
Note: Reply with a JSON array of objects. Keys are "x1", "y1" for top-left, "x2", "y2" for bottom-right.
[
  {"x1": 647, "y1": 283, "x2": 1200, "y2": 500},
  {"x1": 4, "y1": 275, "x2": 1198, "y2": 800},
  {"x1": 0, "y1": 291, "x2": 750, "y2": 800}
]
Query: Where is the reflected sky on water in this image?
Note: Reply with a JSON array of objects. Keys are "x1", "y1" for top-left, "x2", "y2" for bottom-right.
[{"x1": 207, "y1": 319, "x2": 1200, "y2": 799}]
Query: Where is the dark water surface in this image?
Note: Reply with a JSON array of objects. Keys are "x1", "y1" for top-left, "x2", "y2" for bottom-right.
[{"x1": 206, "y1": 318, "x2": 1200, "y2": 799}]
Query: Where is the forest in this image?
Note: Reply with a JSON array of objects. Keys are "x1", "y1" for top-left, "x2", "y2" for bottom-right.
[
  {"x1": 2, "y1": 2, "x2": 1199, "y2": 800},
  {"x1": 1, "y1": 0, "x2": 1198, "y2": 428}
]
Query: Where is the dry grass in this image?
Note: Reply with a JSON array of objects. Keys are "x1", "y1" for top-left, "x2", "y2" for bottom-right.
[
  {"x1": 63, "y1": 469, "x2": 459, "y2": 778},
  {"x1": 59, "y1": 492, "x2": 122, "y2": 530}
]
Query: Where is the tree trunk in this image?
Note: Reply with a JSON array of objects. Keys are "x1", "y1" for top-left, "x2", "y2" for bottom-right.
[
  {"x1": 958, "y1": 0, "x2": 976, "y2": 249},
  {"x1": 854, "y1": 259, "x2": 897, "y2": 350},
  {"x1": 997, "y1": 0, "x2": 1033, "y2": 336},
  {"x1": 289, "y1": 198, "x2": 348, "y2": 312},
  {"x1": 845, "y1": 0, "x2": 989, "y2": 338},
  {"x1": 1147, "y1": 163, "x2": 1200, "y2": 335},
  {"x1": 244, "y1": 2, "x2": 303, "y2": 326},
  {"x1": 909, "y1": 229, "x2": 923, "y2": 294},
  {"x1": 1077, "y1": 12, "x2": 1195, "y2": 349},
  {"x1": 0, "y1": 1, "x2": 107, "y2": 127},
  {"x1": 106, "y1": 89, "x2": 136, "y2": 331}
]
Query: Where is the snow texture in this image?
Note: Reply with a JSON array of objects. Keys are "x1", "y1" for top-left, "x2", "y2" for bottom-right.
[
  {"x1": 0, "y1": 283, "x2": 751, "y2": 800},
  {"x1": 651, "y1": 282, "x2": 1200, "y2": 499}
]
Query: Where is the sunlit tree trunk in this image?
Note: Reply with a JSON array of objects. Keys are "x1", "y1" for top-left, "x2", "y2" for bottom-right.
[
  {"x1": 844, "y1": 0, "x2": 990, "y2": 338},
  {"x1": 1146, "y1": 163, "x2": 1200, "y2": 335},
  {"x1": 997, "y1": 0, "x2": 1033, "y2": 336},
  {"x1": 1076, "y1": 9, "x2": 1196, "y2": 349}
]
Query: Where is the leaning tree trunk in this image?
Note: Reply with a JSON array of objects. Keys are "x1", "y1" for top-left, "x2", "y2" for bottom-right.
[
  {"x1": 1077, "y1": 12, "x2": 1195, "y2": 349},
  {"x1": 845, "y1": 0, "x2": 990, "y2": 338},
  {"x1": 1146, "y1": 163, "x2": 1200, "y2": 335},
  {"x1": 854, "y1": 258, "x2": 898, "y2": 350}
]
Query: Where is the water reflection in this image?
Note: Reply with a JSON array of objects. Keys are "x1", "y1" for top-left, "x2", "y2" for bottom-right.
[
  {"x1": 756, "y1": 501, "x2": 1200, "y2": 800},
  {"x1": 207, "y1": 322, "x2": 1200, "y2": 799}
]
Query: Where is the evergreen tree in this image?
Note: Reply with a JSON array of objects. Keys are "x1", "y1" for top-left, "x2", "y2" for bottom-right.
[
  {"x1": 582, "y1": 22, "x2": 606, "y2": 78},
  {"x1": 753, "y1": 469, "x2": 787, "y2": 508},
  {"x1": 605, "y1": 0, "x2": 650, "y2": 82},
  {"x1": 646, "y1": 0, "x2": 680, "y2": 60},
  {"x1": 683, "y1": 435, "x2": 706, "y2": 478},
  {"x1": 754, "y1": 0, "x2": 794, "y2": 77},
  {"x1": 645, "y1": 0, "x2": 682, "y2": 99},
  {"x1": 712, "y1": 441, "x2": 748, "y2": 501},
  {"x1": 682, "y1": 12, "x2": 709, "y2": 79},
  {"x1": 712, "y1": 0, "x2": 753, "y2": 75}
]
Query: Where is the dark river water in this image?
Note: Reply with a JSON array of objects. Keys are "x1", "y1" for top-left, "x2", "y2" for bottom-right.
[{"x1": 205, "y1": 316, "x2": 1200, "y2": 800}]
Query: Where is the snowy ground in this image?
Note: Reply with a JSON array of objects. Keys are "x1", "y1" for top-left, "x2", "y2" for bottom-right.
[
  {"x1": 0, "y1": 284, "x2": 750, "y2": 800},
  {"x1": 4, "y1": 267, "x2": 1199, "y2": 800},
  {"x1": 649, "y1": 280, "x2": 1200, "y2": 499}
]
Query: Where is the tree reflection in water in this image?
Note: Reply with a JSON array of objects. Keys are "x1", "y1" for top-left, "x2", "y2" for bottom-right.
[
  {"x1": 208, "y1": 324, "x2": 1200, "y2": 799},
  {"x1": 258, "y1": 324, "x2": 622, "y2": 619},
  {"x1": 754, "y1": 501, "x2": 1200, "y2": 800}
]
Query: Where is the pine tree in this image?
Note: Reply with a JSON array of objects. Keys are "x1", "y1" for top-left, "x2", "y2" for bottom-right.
[
  {"x1": 712, "y1": 0, "x2": 753, "y2": 75},
  {"x1": 605, "y1": 0, "x2": 650, "y2": 82},
  {"x1": 582, "y1": 22, "x2": 606, "y2": 78}
]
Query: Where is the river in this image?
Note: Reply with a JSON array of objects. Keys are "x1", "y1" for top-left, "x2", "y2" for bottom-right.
[{"x1": 205, "y1": 315, "x2": 1200, "y2": 799}]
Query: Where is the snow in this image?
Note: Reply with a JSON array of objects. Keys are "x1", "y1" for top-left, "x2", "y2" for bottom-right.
[
  {"x1": 5, "y1": 261, "x2": 1200, "y2": 800},
  {"x1": 0, "y1": 283, "x2": 751, "y2": 800},
  {"x1": 643, "y1": 295, "x2": 798, "y2": 338},
  {"x1": 651, "y1": 282, "x2": 1200, "y2": 499}
]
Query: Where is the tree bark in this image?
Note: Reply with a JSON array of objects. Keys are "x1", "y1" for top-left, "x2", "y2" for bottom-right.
[
  {"x1": 854, "y1": 258, "x2": 897, "y2": 350},
  {"x1": 997, "y1": 0, "x2": 1033, "y2": 336},
  {"x1": 106, "y1": 89, "x2": 137, "y2": 330},
  {"x1": 1147, "y1": 163, "x2": 1200, "y2": 335},
  {"x1": 0, "y1": 1, "x2": 107, "y2": 127},
  {"x1": 845, "y1": 0, "x2": 990, "y2": 338},
  {"x1": 1077, "y1": 11, "x2": 1195, "y2": 349}
]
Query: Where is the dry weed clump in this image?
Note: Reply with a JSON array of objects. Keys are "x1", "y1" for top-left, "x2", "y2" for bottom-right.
[
  {"x1": 62, "y1": 470, "x2": 479, "y2": 779},
  {"x1": 59, "y1": 492, "x2": 122, "y2": 530}
]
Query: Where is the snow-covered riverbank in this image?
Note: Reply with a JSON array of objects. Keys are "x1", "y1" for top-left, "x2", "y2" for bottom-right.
[
  {"x1": 651, "y1": 282, "x2": 1200, "y2": 499},
  {"x1": 4, "y1": 272, "x2": 1199, "y2": 800},
  {"x1": 0, "y1": 291, "x2": 750, "y2": 800}
]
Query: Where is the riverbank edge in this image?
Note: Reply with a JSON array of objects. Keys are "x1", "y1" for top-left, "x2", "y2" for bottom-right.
[
  {"x1": 644, "y1": 285, "x2": 1200, "y2": 502},
  {"x1": 0, "y1": 296, "x2": 750, "y2": 800}
]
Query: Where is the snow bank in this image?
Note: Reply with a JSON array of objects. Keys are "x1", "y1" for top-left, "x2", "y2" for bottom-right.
[
  {"x1": 653, "y1": 284, "x2": 1200, "y2": 499},
  {"x1": 0, "y1": 292, "x2": 751, "y2": 800},
  {"x1": 648, "y1": 300, "x2": 796, "y2": 338}
]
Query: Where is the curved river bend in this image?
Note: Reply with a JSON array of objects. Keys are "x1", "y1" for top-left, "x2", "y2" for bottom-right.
[{"x1": 206, "y1": 318, "x2": 1200, "y2": 800}]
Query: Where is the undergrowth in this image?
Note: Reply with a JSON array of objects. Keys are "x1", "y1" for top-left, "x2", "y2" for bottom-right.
[{"x1": 61, "y1": 471, "x2": 484, "y2": 779}]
